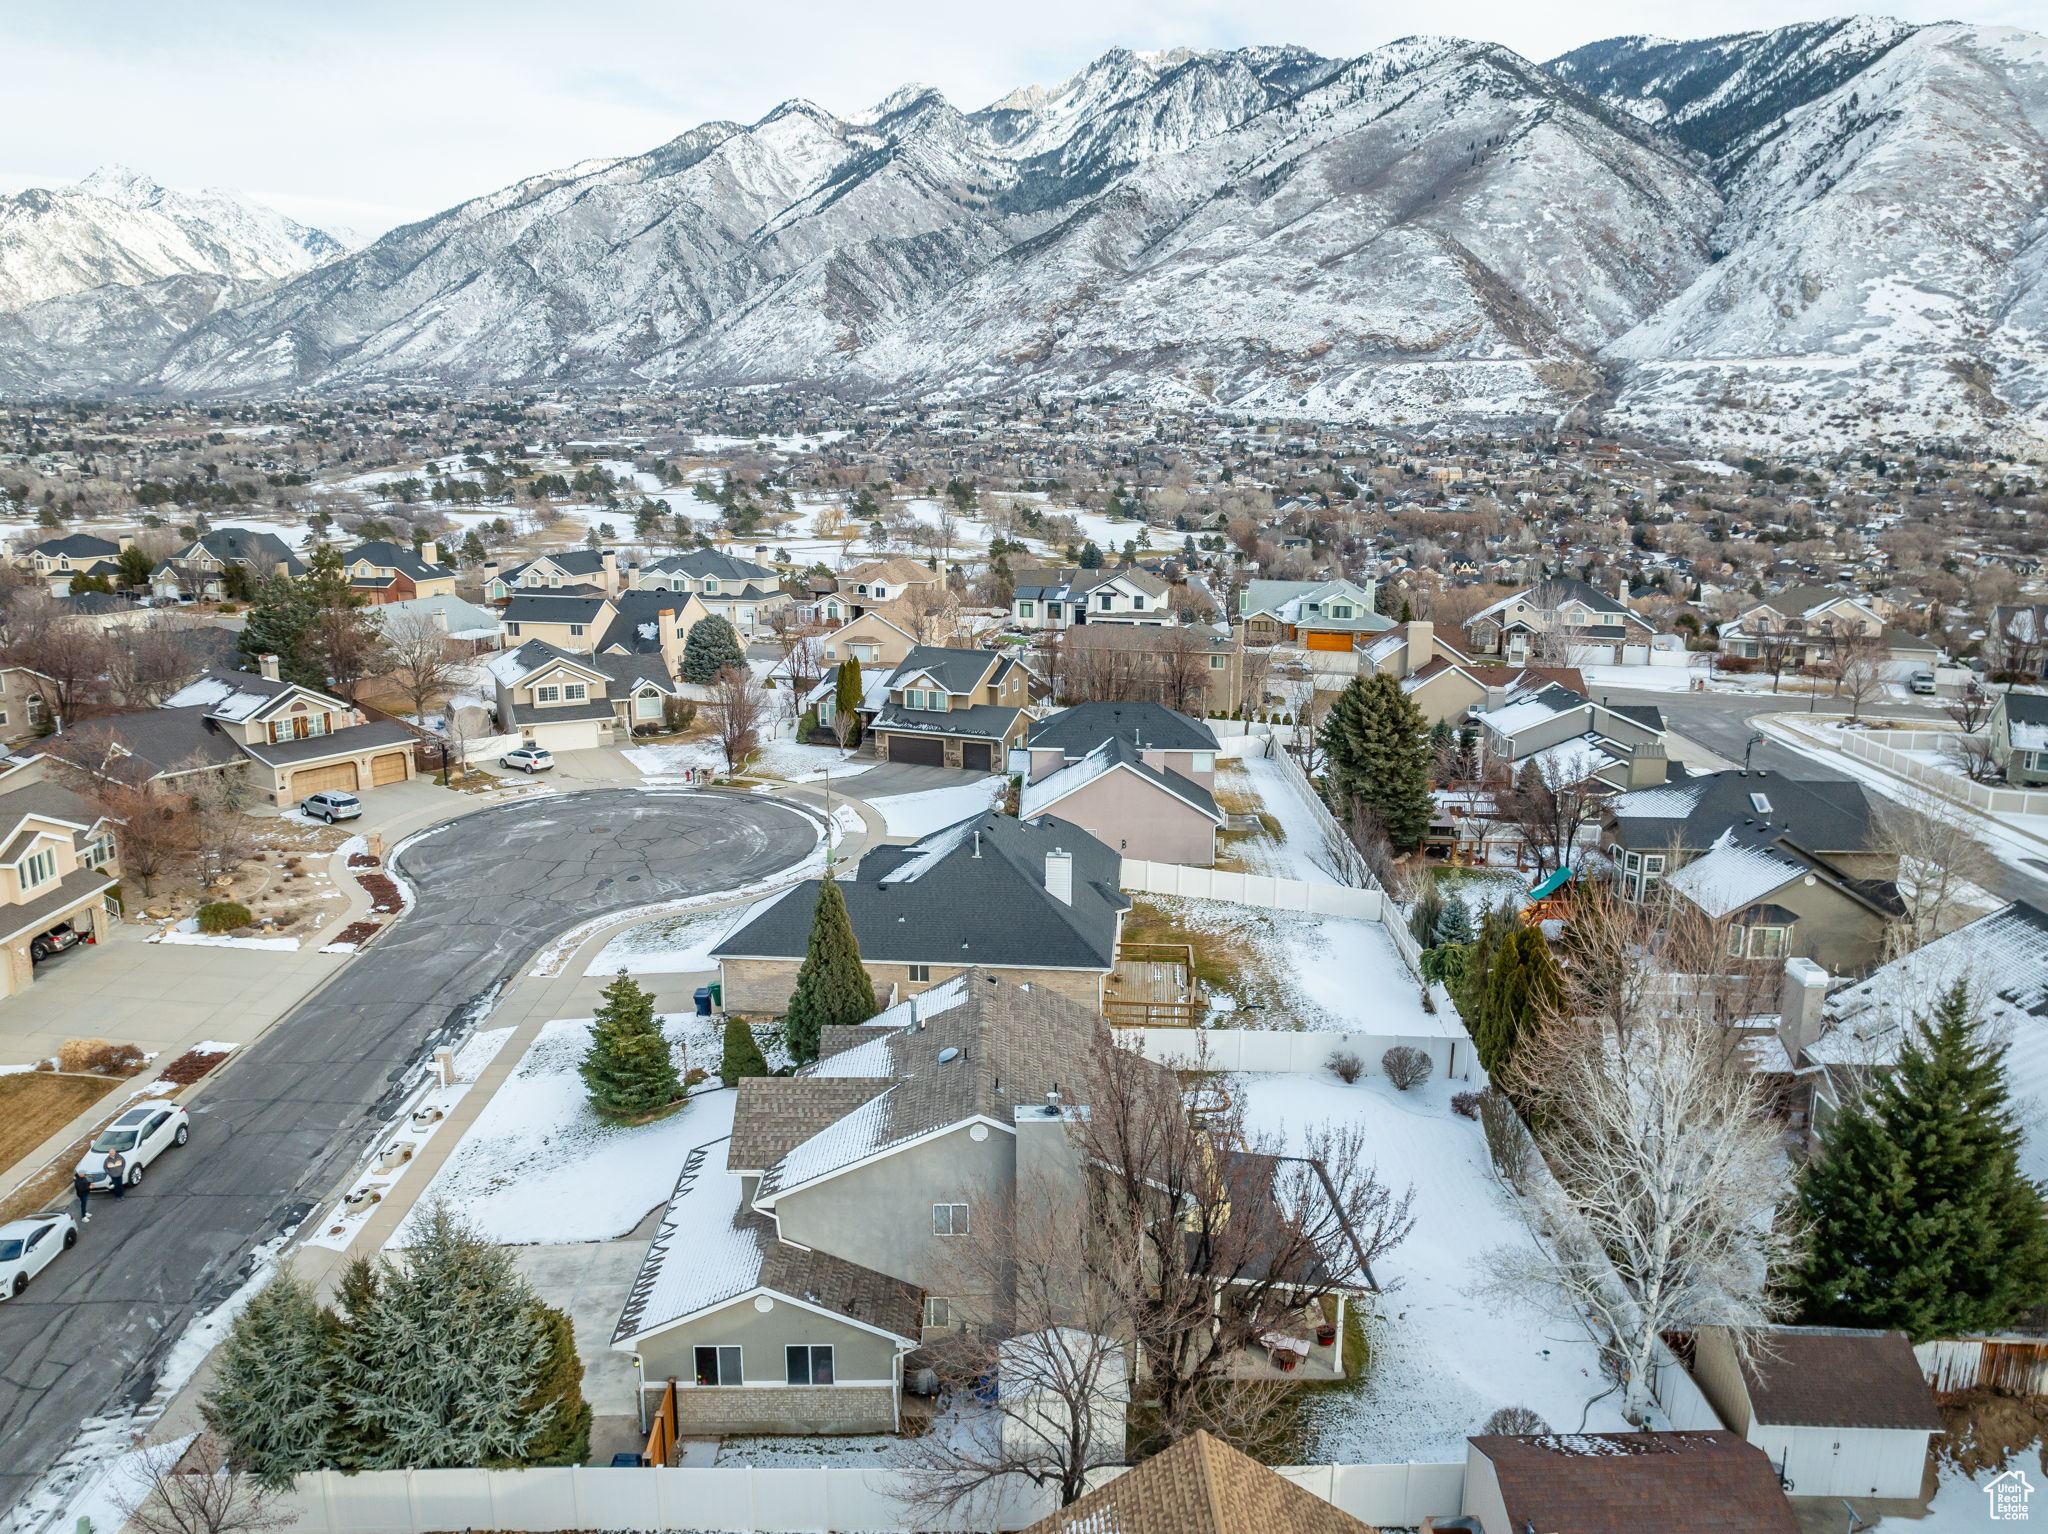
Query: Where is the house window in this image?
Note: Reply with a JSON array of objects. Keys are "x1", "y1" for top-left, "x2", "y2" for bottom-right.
[
  {"x1": 694, "y1": 1345, "x2": 742, "y2": 1387},
  {"x1": 1620, "y1": 851, "x2": 1664, "y2": 902},
  {"x1": 704, "y1": 579, "x2": 720, "y2": 593},
  {"x1": 537, "y1": 685, "x2": 560, "y2": 703},
  {"x1": 1018, "y1": 601, "x2": 1036, "y2": 618},
  {"x1": 1730, "y1": 925, "x2": 1790, "y2": 959},
  {"x1": 1749, "y1": 793, "x2": 1773, "y2": 814},
  {"x1": 506, "y1": 622, "x2": 522, "y2": 636},
  {"x1": 1329, "y1": 604, "x2": 1352, "y2": 619},
  {"x1": 21, "y1": 848, "x2": 56, "y2": 888},
  {"x1": 563, "y1": 683, "x2": 588, "y2": 701},
  {"x1": 933, "y1": 1203, "x2": 969, "y2": 1236},
  {"x1": 851, "y1": 644, "x2": 877, "y2": 663},
  {"x1": 1208, "y1": 655, "x2": 1225, "y2": 669},
  {"x1": 1099, "y1": 594, "x2": 1114, "y2": 611},
  {"x1": 636, "y1": 693, "x2": 662, "y2": 719},
  {"x1": 924, "y1": 1297, "x2": 953, "y2": 1328},
  {"x1": 1190, "y1": 752, "x2": 1215, "y2": 772},
  {"x1": 908, "y1": 965, "x2": 931, "y2": 982},
  {"x1": 1132, "y1": 595, "x2": 1147, "y2": 611},
  {"x1": 548, "y1": 576, "x2": 561, "y2": 588},
  {"x1": 1046, "y1": 603, "x2": 1062, "y2": 620},
  {"x1": 569, "y1": 624, "x2": 585, "y2": 637},
  {"x1": 785, "y1": 1345, "x2": 835, "y2": 1386},
  {"x1": 83, "y1": 835, "x2": 112, "y2": 868},
  {"x1": 872, "y1": 586, "x2": 889, "y2": 600}
]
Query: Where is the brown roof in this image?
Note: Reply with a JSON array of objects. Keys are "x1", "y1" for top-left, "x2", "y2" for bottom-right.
[
  {"x1": 1025, "y1": 1430, "x2": 1376, "y2": 1534},
  {"x1": 725, "y1": 1076, "x2": 888, "y2": 1172},
  {"x1": 753, "y1": 1215, "x2": 923, "y2": 1341},
  {"x1": 1738, "y1": 1327, "x2": 1941, "y2": 1431},
  {"x1": 1471, "y1": 1431, "x2": 1796, "y2": 1534}
]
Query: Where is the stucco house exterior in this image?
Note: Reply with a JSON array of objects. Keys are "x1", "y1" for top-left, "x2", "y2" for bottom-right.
[
  {"x1": 1022, "y1": 703, "x2": 1223, "y2": 864},
  {"x1": 484, "y1": 549, "x2": 623, "y2": 599},
  {"x1": 19, "y1": 532, "x2": 130, "y2": 595},
  {"x1": 1012, "y1": 566, "x2": 1173, "y2": 629},
  {"x1": 819, "y1": 610, "x2": 940, "y2": 671},
  {"x1": 1061, "y1": 622, "x2": 1245, "y2": 717},
  {"x1": 866, "y1": 646, "x2": 1030, "y2": 770},
  {"x1": 340, "y1": 539, "x2": 458, "y2": 605},
  {"x1": 0, "y1": 763, "x2": 120, "y2": 1000},
  {"x1": 1474, "y1": 682, "x2": 1669, "y2": 793},
  {"x1": 1465, "y1": 578, "x2": 1660, "y2": 666},
  {"x1": 713, "y1": 811, "x2": 1128, "y2": 1015},
  {"x1": 148, "y1": 527, "x2": 306, "y2": 603},
  {"x1": 1991, "y1": 691, "x2": 2048, "y2": 786},
  {"x1": 633, "y1": 549, "x2": 790, "y2": 636},
  {"x1": 498, "y1": 591, "x2": 702, "y2": 676},
  {"x1": 1237, "y1": 578, "x2": 1390, "y2": 675},
  {"x1": 483, "y1": 639, "x2": 683, "y2": 751}
]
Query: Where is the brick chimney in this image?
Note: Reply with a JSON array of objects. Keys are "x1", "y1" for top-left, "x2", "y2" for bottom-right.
[
  {"x1": 258, "y1": 653, "x2": 280, "y2": 682},
  {"x1": 1044, "y1": 848, "x2": 1073, "y2": 905}
]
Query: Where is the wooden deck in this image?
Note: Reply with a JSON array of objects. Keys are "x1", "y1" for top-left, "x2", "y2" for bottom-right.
[{"x1": 1103, "y1": 943, "x2": 1204, "y2": 1027}]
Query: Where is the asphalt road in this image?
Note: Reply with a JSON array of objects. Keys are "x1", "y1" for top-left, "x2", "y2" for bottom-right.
[{"x1": 0, "y1": 790, "x2": 821, "y2": 1519}]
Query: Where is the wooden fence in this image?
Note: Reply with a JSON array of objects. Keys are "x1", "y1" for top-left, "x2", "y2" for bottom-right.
[
  {"x1": 1917, "y1": 1336, "x2": 2048, "y2": 1395},
  {"x1": 643, "y1": 1376, "x2": 678, "y2": 1467}
]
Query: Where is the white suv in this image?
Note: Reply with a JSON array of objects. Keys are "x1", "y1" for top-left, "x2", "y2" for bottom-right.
[
  {"x1": 501, "y1": 745, "x2": 554, "y2": 773},
  {"x1": 76, "y1": 1103, "x2": 190, "y2": 1190}
]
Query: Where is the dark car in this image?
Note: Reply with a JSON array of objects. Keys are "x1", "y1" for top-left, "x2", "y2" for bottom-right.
[{"x1": 29, "y1": 924, "x2": 80, "y2": 963}]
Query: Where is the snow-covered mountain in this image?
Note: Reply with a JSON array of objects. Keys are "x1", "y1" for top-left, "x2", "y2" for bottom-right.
[
  {"x1": 0, "y1": 165, "x2": 343, "y2": 312},
  {"x1": 3, "y1": 23, "x2": 2045, "y2": 452}
]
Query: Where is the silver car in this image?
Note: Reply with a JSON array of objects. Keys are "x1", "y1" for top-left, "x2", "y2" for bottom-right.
[
  {"x1": 75, "y1": 1103, "x2": 190, "y2": 1190},
  {"x1": 300, "y1": 790, "x2": 363, "y2": 822}
]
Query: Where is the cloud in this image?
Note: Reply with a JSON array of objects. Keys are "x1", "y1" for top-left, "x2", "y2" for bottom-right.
[{"x1": 7, "y1": 0, "x2": 2036, "y2": 237}]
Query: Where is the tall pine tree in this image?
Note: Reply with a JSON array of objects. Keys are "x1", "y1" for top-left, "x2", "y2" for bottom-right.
[
  {"x1": 680, "y1": 614, "x2": 745, "y2": 683},
  {"x1": 1793, "y1": 983, "x2": 2048, "y2": 1340},
  {"x1": 579, "y1": 971, "x2": 682, "y2": 1122},
  {"x1": 1320, "y1": 671, "x2": 1435, "y2": 851},
  {"x1": 832, "y1": 657, "x2": 864, "y2": 745},
  {"x1": 201, "y1": 1272, "x2": 342, "y2": 1487},
  {"x1": 781, "y1": 877, "x2": 876, "y2": 1064}
]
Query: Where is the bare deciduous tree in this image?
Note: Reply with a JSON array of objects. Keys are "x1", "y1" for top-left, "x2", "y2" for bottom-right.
[
  {"x1": 706, "y1": 664, "x2": 768, "y2": 772},
  {"x1": 380, "y1": 611, "x2": 460, "y2": 723},
  {"x1": 1828, "y1": 633, "x2": 1890, "y2": 721},
  {"x1": 1876, "y1": 792, "x2": 1999, "y2": 956},
  {"x1": 106, "y1": 617, "x2": 210, "y2": 709},
  {"x1": 1497, "y1": 754, "x2": 1602, "y2": 879},
  {"x1": 1944, "y1": 682, "x2": 1994, "y2": 735},
  {"x1": 127, "y1": 1433, "x2": 298, "y2": 1534},
  {"x1": 308, "y1": 606, "x2": 391, "y2": 703},
  {"x1": 0, "y1": 589, "x2": 113, "y2": 722}
]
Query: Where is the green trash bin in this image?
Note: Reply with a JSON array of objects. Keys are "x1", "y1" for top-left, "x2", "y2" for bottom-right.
[{"x1": 709, "y1": 981, "x2": 723, "y2": 1010}]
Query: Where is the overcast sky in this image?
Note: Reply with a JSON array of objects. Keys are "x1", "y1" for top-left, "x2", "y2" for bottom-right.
[{"x1": 5, "y1": 0, "x2": 2029, "y2": 239}]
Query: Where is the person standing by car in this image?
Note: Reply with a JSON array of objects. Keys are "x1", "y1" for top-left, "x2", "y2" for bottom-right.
[
  {"x1": 73, "y1": 1170, "x2": 91, "y2": 1223},
  {"x1": 101, "y1": 1148, "x2": 126, "y2": 1199}
]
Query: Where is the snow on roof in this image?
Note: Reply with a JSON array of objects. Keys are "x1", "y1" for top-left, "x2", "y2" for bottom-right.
[
  {"x1": 1611, "y1": 780, "x2": 1710, "y2": 820},
  {"x1": 876, "y1": 816, "x2": 982, "y2": 885},
  {"x1": 613, "y1": 1135, "x2": 763, "y2": 1338},
  {"x1": 810, "y1": 977, "x2": 974, "y2": 1079},
  {"x1": 1666, "y1": 831, "x2": 1803, "y2": 918},
  {"x1": 768, "y1": 1086, "x2": 897, "y2": 1192},
  {"x1": 164, "y1": 673, "x2": 274, "y2": 721},
  {"x1": 1021, "y1": 740, "x2": 1118, "y2": 818},
  {"x1": 1522, "y1": 733, "x2": 1614, "y2": 785},
  {"x1": 2011, "y1": 716, "x2": 2048, "y2": 752},
  {"x1": 1479, "y1": 693, "x2": 1578, "y2": 737},
  {"x1": 482, "y1": 647, "x2": 536, "y2": 686}
]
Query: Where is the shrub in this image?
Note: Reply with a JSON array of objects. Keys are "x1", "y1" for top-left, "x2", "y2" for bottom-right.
[
  {"x1": 58, "y1": 1038, "x2": 146, "y2": 1075},
  {"x1": 1381, "y1": 1045, "x2": 1431, "y2": 1091},
  {"x1": 196, "y1": 900, "x2": 253, "y2": 934},
  {"x1": 1484, "y1": 1405, "x2": 1549, "y2": 1435},
  {"x1": 720, "y1": 1017, "x2": 769, "y2": 1086},
  {"x1": 1451, "y1": 1090, "x2": 1483, "y2": 1120},
  {"x1": 1326, "y1": 1049, "x2": 1364, "y2": 1085},
  {"x1": 662, "y1": 696, "x2": 697, "y2": 733},
  {"x1": 1478, "y1": 1088, "x2": 1531, "y2": 1187}
]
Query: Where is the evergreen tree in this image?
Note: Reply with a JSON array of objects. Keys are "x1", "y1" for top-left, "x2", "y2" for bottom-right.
[
  {"x1": 579, "y1": 971, "x2": 682, "y2": 1122},
  {"x1": 337, "y1": 1204, "x2": 581, "y2": 1469},
  {"x1": 238, "y1": 574, "x2": 321, "y2": 685},
  {"x1": 720, "y1": 1017, "x2": 770, "y2": 1086},
  {"x1": 114, "y1": 543, "x2": 155, "y2": 588},
  {"x1": 833, "y1": 657, "x2": 864, "y2": 745},
  {"x1": 680, "y1": 614, "x2": 745, "y2": 683},
  {"x1": 1407, "y1": 878, "x2": 1446, "y2": 950},
  {"x1": 1319, "y1": 672, "x2": 1435, "y2": 851},
  {"x1": 496, "y1": 1306, "x2": 592, "y2": 1468},
  {"x1": 201, "y1": 1272, "x2": 342, "y2": 1488},
  {"x1": 1470, "y1": 926, "x2": 1561, "y2": 1080},
  {"x1": 1434, "y1": 895, "x2": 1474, "y2": 947},
  {"x1": 781, "y1": 877, "x2": 876, "y2": 1064},
  {"x1": 459, "y1": 530, "x2": 488, "y2": 565},
  {"x1": 1793, "y1": 983, "x2": 2048, "y2": 1340},
  {"x1": 1077, "y1": 541, "x2": 1104, "y2": 570}
]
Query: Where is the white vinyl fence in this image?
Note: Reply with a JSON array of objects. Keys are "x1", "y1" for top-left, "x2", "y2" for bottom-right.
[
  {"x1": 267, "y1": 1460, "x2": 1468, "y2": 1534},
  {"x1": 1115, "y1": 1026, "x2": 1472, "y2": 1080},
  {"x1": 1119, "y1": 859, "x2": 1384, "y2": 919},
  {"x1": 1836, "y1": 727, "x2": 2048, "y2": 816},
  {"x1": 1259, "y1": 735, "x2": 1385, "y2": 893}
]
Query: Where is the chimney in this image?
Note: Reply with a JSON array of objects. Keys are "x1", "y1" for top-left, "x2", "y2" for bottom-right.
[
  {"x1": 1776, "y1": 956, "x2": 1830, "y2": 1060},
  {"x1": 419, "y1": 538, "x2": 439, "y2": 567},
  {"x1": 1407, "y1": 619, "x2": 1434, "y2": 676},
  {"x1": 1625, "y1": 741, "x2": 1667, "y2": 790},
  {"x1": 1483, "y1": 684, "x2": 1507, "y2": 713},
  {"x1": 658, "y1": 607, "x2": 677, "y2": 655},
  {"x1": 1044, "y1": 848, "x2": 1073, "y2": 905},
  {"x1": 258, "y1": 653, "x2": 280, "y2": 682},
  {"x1": 600, "y1": 548, "x2": 619, "y2": 593}
]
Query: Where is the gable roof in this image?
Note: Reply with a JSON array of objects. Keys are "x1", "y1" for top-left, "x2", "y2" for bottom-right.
[
  {"x1": 1473, "y1": 576, "x2": 1639, "y2": 625},
  {"x1": 726, "y1": 1077, "x2": 890, "y2": 1173},
  {"x1": 178, "y1": 527, "x2": 304, "y2": 575},
  {"x1": 1471, "y1": 1432, "x2": 1796, "y2": 1534},
  {"x1": 1024, "y1": 1430, "x2": 1374, "y2": 1534},
  {"x1": 31, "y1": 533, "x2": 121, "y2": 558},
  {"x1": 1014, "y1": 565, "x2": 1171, "y2": 601},
  {"x1": 839, "y1": 557, "x2": 938, "y2": 587},
  {"x1": 1733, "y1": 1326, "x2": 1940, "y2": 1431},
  {"x1": 502, "y1": 592, "x2": 613, "y2": 627},
  {"x1": 1609, "y1": 770, "x2": 1877, "y2": 855},
  {"x1": 164, "y1": 669, "x2": 346, "y2": 723},
  {"x1": 48, "y1": 707, "x2": 246, "y2": 780},
  {"x1": 495, "y1": 549, "x2": 611, "y2": 583},
  {"x1": 484, "y1": 638, "x2": 609, "y2": 689},
  {"x1": 343, "y1": 540, "x2": 453, "y2": 581},
  {"x1": 596, "y1": 588, "x2": 695, "y2": 656},
  {"x1": 642, "y1": 548, "x2": 778, "y2": 583},
  {"x1": 1021, "y1": 737, "x2": 1222, "y2": 823},
  {"x1": 885, "y1": 644, "x2": 1002, "y2": 696},
  {"x1": 713, "y1": 813, "x2": 1127, "y2": 972},
  {"x1": 1028, "y1": 701, "x2": 1219, "y2": 756},
  {"x1": 1665, "y1": 830, "x2": 1807, "y2": 918}
]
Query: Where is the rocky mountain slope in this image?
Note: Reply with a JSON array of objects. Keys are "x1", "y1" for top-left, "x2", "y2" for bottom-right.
[
  {"x1": 3, "y1": 23, "x2": 2045, "y2": 452},
  {"x1": 0, "y1": 166, "x2": 342, "y2": 313}
]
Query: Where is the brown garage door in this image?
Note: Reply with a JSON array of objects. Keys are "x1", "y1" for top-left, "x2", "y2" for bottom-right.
[
  {"x1": 960, "y1": 741, "x2": 994, "y2": 771},
  {"x1": 370, "y1": 751, "x2": 409, "y2": 786},
  {"x1": 292, "y1": 761, "x2": 359, "y2": 797},
  {"x1": 887, "y1": 734, "x2": 946, "y2": 766}
]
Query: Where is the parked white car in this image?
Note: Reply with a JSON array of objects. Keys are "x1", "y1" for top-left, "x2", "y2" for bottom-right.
[
  {"x1": 75, "y1": 1103, "x2": 190, "y2": 1190},
  {"x1": 0, "y1": 1211, "x2": 77, "y2": 1297},
  {"x1": 501, "y1": 745, "x2": 554, "y2": 773}
]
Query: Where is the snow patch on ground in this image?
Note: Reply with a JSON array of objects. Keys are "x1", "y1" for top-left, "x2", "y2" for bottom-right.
[
  {"x1": 152, "y1": 927, "x2": 302, "y2": 951},
  {"x1": 395, "y1": 1018, "x2": 738, "y2": 1246},
  {"x1": 866, "y1": 778, "x2": 1004, "y2": 838},
  {"x1": 585, "y1": 898, "x2": 776, "y2": 976},
  {"x1": 625, "y1": 735, "x2": 873, "y2": 784},
  {"x1": 1224, "y1": 752, "x2": 1349, "y2": 884},
  {"x1": 1236, "y1": 1074, "x2": 1628, "y2": 1462}
]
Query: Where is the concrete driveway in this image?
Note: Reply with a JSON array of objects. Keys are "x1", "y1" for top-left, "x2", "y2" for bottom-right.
[
  {"x1": 0, "y1": 789, "x2": 821, "y2": 1520},
  {"x1": 846, "y1": 761, "x2": 1001, "y2": 800}
]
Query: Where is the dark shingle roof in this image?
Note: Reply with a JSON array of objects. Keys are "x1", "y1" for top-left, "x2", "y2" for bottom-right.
[
  {"x1": 1471, "y1": 1432, "x2": 1797, "y2": 1534},
  {"x1": 1738, "y1": 1327, "x2": 1941, "y2": 1431},
  {"x1": 185, "y1": 527, "x2": 304, "y2": 575},
  {"x1": 345, "y1": 540, "x2": 453, "y2": 581},
  {"x1": 886, "y1": 645, "x2": 1001, "y2": 696},
  {"x1": 726, "y1": 1077, "x2": 890, "y2": 1172},
  {"x1": 1611, "y1": 770, "x2": 1878, "y2": 855},
  {"x1": 715, "y1": 813, "x2": 1126, "y2": 971},
  {"x1": 872, "y1": 701, "x2": 1023, "y2": 741},
  {"x1": 32, "y1": 534, "x2": 120, "y2": 558},
  {"x1": 50, "y1": 709, "x2": 245, "y2": 779},
  {"x1": 597, "y1": 589, "x2": 688, "y2": 656},
  {"x1": 238, "y1": 719, "x2": 417, "y2": 767},
  {"x1": 502, "y1": 593, "x2": 612, "y2": 626},
  {"x1": 1028, "y1": 701, "x2": 1219, "y2": 756},
  {"x1": 646, "y1": 548, "x2": 779, "y2": 582}
]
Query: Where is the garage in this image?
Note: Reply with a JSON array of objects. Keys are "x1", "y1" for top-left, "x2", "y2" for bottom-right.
[
  {"x1": 960, "y1": 741, "x2": 994, "y2": 772},
  {"x1": 886, "y1": 734, "x2": 946, "y2": 766},
  {"x1": 1304, "y1": 630, "x2": 1353, "y2": 652},
  {"x1": 291, "y1": 761, "x2": 359, "y2": 797},
  {"x1": 370, "y1": 751, "x2": 410, "y2": 786}
]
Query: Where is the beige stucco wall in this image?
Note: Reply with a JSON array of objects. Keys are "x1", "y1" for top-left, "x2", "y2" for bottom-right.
[
  {"x1": 1040, "y1": 771, "x2": 1216, "y2": 866},
  {"x1": 631, "y1": 1295, "x2": 900, "y2": 1387}
]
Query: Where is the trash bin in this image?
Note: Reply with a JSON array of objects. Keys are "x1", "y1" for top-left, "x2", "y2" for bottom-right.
[
  {"x1": 693, "y1": 986, "x2": 712, "y2": 1018},
  {"x1": 709, "y1": 981, "x2": 723, "y2": 1009}
]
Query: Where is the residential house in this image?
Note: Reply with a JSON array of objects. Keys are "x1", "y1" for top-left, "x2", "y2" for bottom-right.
[
  {"x1": 1474, "y1": 682, "x2": 1669, "y2": 793},
  {"x1": 484, "y1": 549, "x2": 622, "y2": 599},
  {"x1": 1237, "y1": 579, "x2": 1390, "y2": 674},
  {"x1": 828, "y1": 557, "x2": 947, "y2": 620},
  {"x1": 54, "y1": 659, "x2": 418, "y2": 804},
  {"x1": 370, "y1": 593, "x2": 504, "y2": 656},
  {"x1": 1686, "y1": 1325, "x2": 1939, "y2": 1499},
  {"x1": 148, "y1": 527, "x2": 306, "y2": 603},
  {"x1": 867, "y1": 646, "x2": 1030, "y2": 770},
  {"x1": 1465, "y1": 578, "x2": 1660, "y2": 666},
  {"x1": 1012, "y1": 566, "x2": 1173, "y2": 629},
  {"x1": 498, "y1": 590, "x2": 702, "y2": 677},
  {"x1": 1462, "y1": 1432, "x2": 1797, "y2": 1534},
  {"x1": 712, "y1": 811, "x2": 1129, "y2": 1014},
  {"x1": 1604, "y1": 771, "x2": 1900, "y2": 974},
  {"x1": 0, "y1": 666, "x2": 53, "y2": 741},
  {"x1": 1356, "y1": 620, "x2": 1487, "y2": 724},
  {"x1": 0, "y1": 762, "x2": 120, "y2": 1000},
  {"x1": 1022, "y1": 703, "x2": 1223, "y2": 864},
  {"x1": 819, "y1": 609, "x2": 950, "y2": 671},
  {"x1": 633, "y1": 549, "x2": 790, "y2": 636},
  {"x1": 340, "y1": 539, "x2": 457, "y2": 605},
  {"x1": 19, "y1": 532, "x2": 130, "y2": 595},
  {"x1": 1991, "y1": 691, "x2": 2048, "y2": 786},
  {"x1": 1061, "y1": 623, "x2": 1245, "y2": 717},
  {"x1": 1025, "y1": 1430, "x2": 1375, "y2": 1534},
  {"x1": 1718, "y1": 586, "x2": 1936, "y2": 675},
  {"x1": 483, "y1": 638, "x2": 682, "y2": 751}
]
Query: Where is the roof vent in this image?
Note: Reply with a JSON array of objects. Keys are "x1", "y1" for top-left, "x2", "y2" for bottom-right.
[
  {"x1": 1044, "y1": 1084, "x2": 1063, "y2": 1118},
  {"x1": 937, "y1": 1047, "x2": 961, "y2": 1064}
]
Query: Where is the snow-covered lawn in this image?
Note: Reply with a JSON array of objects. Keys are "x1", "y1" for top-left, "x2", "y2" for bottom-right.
[
  {"x1": 396, "y1": 1017, "x2": 738, "y2": 1246},
  {"x1": 584, "y1": 898, "x2": 775, "y2": 976},
  {"x1": 1222, "y1": 753, "x2": 1349, "y2": 884},
  {"x1": 624, "y1": 736, "x2": 873, "y2": 784},
  {"x1": 1234, "y1": 1073, "x2": 1629, "y2": 1462},
  {"x1": 1574, "y1": 664, "x2": 1709, "y2": 693},
  {"x1": 865, "y1": 778, "x2": 1004, "y2": 838}
]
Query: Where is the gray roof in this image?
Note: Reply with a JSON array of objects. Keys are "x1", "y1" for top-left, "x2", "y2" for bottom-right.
[
  {"x1": 872, "y1": 701, "x2": 1024, "y2": 741},
  {"x1": 496, "y1": 549, "x2": 610, "y2": 582},
  {"x1": 344, "y1": 540, "x2": 454, "y2": 582},
  {"x1": 1013, "y1": 565, "x2": 1170, "y2": 600},
  {"x1": 502, "y1": 593, "x2": 612, "y2": 626},
  {"x1": 885, "y1": 645, "x2": 1003, "y2": 696},
  {"x1": 597, "y1": 589, "x2": 688, "y2": 656},
  {"x1": 179, "y1": 527, "x2": 305, "y2": 576},
  {"x1": 1028, "y1": 701, "x2": 1219, "y2": 756},
  {"x1": 1609, "y1": 770, "x2": 1878, "y2": 856},
  {"x1": 238, "y1": 719, "x2": 417, "y2": 767},
  {"x1": 715, "y1": 811, "x2": 1127, "y2": 971},
  {"x1": 644, "y1": 548, "x2": 779, "y2": 582},
  {"x1": 31, "y1": 534, "x2": 120, "y2": 558},
  {"x1": 588, "y1": 650, "x2": 678, "y2": 695},
  {"x1": 50, "y1": 708, "x2": 245, "y2": 780}
]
